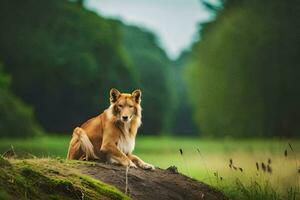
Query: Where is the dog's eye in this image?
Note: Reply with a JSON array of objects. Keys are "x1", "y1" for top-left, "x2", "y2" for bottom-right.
[
  {"x1": 118, "y1": 105, "x2": 123, "y2": 108},
  {"x1": 129, "y1": 105, "x2": 133, "y2": 108}
]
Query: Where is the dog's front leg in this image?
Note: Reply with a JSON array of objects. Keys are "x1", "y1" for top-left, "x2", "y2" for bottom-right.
[
  {"x1": 127, "y1": 154, "x2": 155, "y2": 170},
  {"x1": 101, "y1": 143, "x2": 137, "y2": 168}
]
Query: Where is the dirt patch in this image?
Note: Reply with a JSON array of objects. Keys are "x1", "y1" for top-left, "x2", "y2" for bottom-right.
[{"x1": 76, "y1": 162, "x2": 228, "y2": 200}]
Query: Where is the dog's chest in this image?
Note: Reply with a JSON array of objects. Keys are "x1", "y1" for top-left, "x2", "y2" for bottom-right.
[{"x1": 117, "y1": 135, "x2": 135, "y2": 155}]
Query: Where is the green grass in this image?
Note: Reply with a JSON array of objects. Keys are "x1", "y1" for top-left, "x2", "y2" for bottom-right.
[{"x1": 0, "y1": 135, "x2": 299, "y2": 200}]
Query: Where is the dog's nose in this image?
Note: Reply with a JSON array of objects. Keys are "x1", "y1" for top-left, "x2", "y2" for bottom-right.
[{"x1": 122, "y1": 116, "x2": 128, "y2": 121}]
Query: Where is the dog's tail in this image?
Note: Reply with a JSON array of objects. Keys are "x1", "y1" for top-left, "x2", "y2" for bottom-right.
[{"x1": 67, "y1": 127, "x2": 98, "y2": 160}]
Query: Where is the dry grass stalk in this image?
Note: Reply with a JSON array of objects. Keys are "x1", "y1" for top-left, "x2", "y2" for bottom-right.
[
  {"x1": 268, "y1": 158, "x2": 271, "y2": 165},
  {"x1": 179, "y1": 148, "x2": 191, "y2": 177},
  {"x1": 125, "y1": 166, "x2": 129, "y2": 195},
  {"x1": 267, "y1": 165, "x2": 272, "y2": 174},
  {"x1": 179, "y1": 149, "x2": 183, "y2": 155},
  {"x1": 261, "y1": 162, "x2": 266, "y2": 172},
  {"x1": 284, "y1": 149, "x2": 288, "y2": 157},
  {"x1": 196, "y1": 148, "x2": 212, "y2": 185},
  {"x1": 288, "y1": 143, "x2": 294, "y2": 152}
]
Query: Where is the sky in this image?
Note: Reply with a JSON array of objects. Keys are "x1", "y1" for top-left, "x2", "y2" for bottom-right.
[{"x1": 85, "y1": 0, "x2": 214, "y2": 59}]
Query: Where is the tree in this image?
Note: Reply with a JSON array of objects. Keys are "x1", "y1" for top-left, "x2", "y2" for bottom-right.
[
  {"x1": 0, "y1": 0, "x2": 137, "y2": 133},
  {"x1": 186, "y1": 0, "x2": 300, "y2": 137},
  {"x1": 0, "y1": 62, "x2": 42, "y2": 137}
]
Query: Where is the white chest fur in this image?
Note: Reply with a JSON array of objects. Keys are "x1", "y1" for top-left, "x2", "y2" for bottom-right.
[{"x1": 117, "y1": 134, "x2": 135, "y2": 155}]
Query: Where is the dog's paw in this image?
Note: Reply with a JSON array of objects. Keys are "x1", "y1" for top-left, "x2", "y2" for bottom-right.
[
  {"x1": 129, "y1": 160, "x2": 138, "y2": 169},
  {"x1": 141, "y1": 162, "x2": 155, "y2": 170}
]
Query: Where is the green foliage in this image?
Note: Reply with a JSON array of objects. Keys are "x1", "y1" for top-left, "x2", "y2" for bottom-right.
[
  {"x1": 172, "y1": 50, "x2": 199, "y2": 135},
  {"x1": 0, "y1": 88, "x2": 42, "y2": 137},
  {"x1": 186, "y1": 0, "x2": 300, "y2": 137},
  {"x1": 0, "y1": 0, "x2": 176, "y2": 135},
  {"x1": 0, "y1": 0, "x2": 137, "y2": 133},
  {"x1": 121, "y1": 25, "x2": 177, "y2": 134},
  {"x1": 0, "y1": 65, "x2": 42, "y2": 138},
  {"x1": 220, "y1": 178, "x2": 300, "y2": 200},
  {"x1": 0, "y1": 62, "x2": 10, "y2": 89}
]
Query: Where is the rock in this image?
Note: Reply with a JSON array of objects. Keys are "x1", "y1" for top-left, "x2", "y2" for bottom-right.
[{"x1": 166, "y1": 165, "x2": 179, "y2": 174}]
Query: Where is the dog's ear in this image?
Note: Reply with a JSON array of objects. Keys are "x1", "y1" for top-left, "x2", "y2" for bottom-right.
[
  {"x1": 110, "y1": 88, "x2": 120, "y2": 103},
  {"x1": 132, "y1": 89, "x2": 142, "y2": 103}
]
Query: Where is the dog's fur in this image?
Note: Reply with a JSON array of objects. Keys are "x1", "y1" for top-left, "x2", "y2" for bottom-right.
[{"x1": 66, "y1": 88, "x2": 154, "y2": 170}]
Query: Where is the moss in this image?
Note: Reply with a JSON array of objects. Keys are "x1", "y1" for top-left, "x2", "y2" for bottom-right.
[
  {"x1": 0, "y1": 155, "x2": 11, "y2": 167},
  {"x1": 0, "y1": 161, "x2": 28, "y2": 199},
  {"x1": 0, "y1": 189, "x2": 9, "y2": 199},
  {"x1": 79, "y1": 174, "x2": 130, "y2": 200},
  {"x1": 19, "y1": 166, "x2": 90, "y2": 199},
  {"x1": 0, "y1": 158, "x2": 130, "y2": 200},
  {"x1": 47, "y1": 168, "x2": 60, "y2": 174}
]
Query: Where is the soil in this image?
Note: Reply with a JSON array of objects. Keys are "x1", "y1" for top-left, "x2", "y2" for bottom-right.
[{"x1": 76, "y1": 162, "x2": 228, "y2": 200}]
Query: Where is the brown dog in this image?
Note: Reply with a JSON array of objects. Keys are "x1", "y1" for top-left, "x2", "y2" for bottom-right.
[{"x1": 67, "y1": 88, "x2": 154, "y2": 170}]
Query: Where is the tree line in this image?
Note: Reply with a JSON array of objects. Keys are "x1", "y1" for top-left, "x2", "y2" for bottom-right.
[
  {"x1": 0, "y1": 0, "x2": 298, "y2": 138},
  {"x1": 0, "y1": 0, "x2": 177, "y2": 137},
  {"x1": 185, "y1": 0, "x2": 300, "y2": 137}
]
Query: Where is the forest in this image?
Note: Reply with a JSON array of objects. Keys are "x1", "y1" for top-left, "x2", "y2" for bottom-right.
[
  {"x1": 0, "y1": 0, "x2": 299, "y2": 138},
  {"x1": 0, "y1": 0, "x2": 177, "y2": 136},
  {"x1": 186, "y1": 0, "x2": 300, "y2": 137}
]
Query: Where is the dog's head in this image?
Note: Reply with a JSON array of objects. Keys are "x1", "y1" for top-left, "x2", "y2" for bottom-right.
[{"x1": 109, "y1": 88, "x2": 142, "y2": 123}]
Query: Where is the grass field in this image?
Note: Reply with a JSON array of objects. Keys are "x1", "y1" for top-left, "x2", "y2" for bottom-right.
[{"x1": 0, "y1": 135, "x2": 299, "y2": 200}]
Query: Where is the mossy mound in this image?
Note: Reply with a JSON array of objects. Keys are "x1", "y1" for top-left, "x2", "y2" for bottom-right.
[
  {"x1": 0, "y1": 157, "x2": 228, "y2": 200},
  {"x1": 0, "y1": 156, "x2": 129, "y2": 200}
]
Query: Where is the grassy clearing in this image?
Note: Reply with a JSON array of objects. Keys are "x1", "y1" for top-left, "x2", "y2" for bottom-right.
[
  {"x1": 0, "y1": 136, "x2": 299, "y2": 200},
  {"x1": 0, "y1": 156, "x2": 129, "y2": 200}
]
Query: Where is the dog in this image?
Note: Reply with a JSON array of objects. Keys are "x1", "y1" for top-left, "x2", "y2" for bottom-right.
[{"x1": 67, "y1": 88, "x2": 154, "y2": 170}]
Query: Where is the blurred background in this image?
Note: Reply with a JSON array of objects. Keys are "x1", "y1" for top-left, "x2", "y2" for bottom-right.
[
  {"x1": 0, "y1": 0, "x2": 299, "y2": 138},
  {"x1": 0, "y1": 0, "x2": 299, "y2": 199}
]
